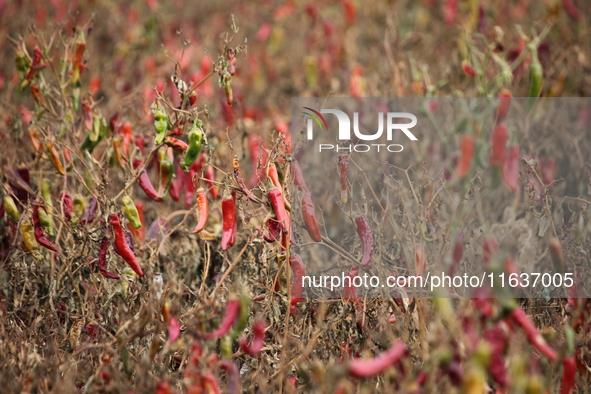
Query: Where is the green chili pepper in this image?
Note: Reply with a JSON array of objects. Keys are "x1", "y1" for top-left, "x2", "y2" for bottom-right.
[
  {"x1": 81, "y1": 114, "x2": 107, "y2": 153},
  {"x1": 180, "y1": 118, "x2": 205, "y2": 172},
  {"x1": 527, "y1": 50, "x2": 543, "y2": 110},
  {"x1": 157, "y1": 158, "x2": 174, "y2": 200},
  {"x1": 72, "y1": 195, "x2": 85, "y2": 225},
  {"x1": 4, "y1": 195, "x2": 20, "y2": 221},
  {"x1": 122, "y1": 196, "x2": 142, "y2": 229},
  {"x1": 151, "y1": 103, "x2": 170, "y2": 145},
  {"x1": 37, "y1": 206, "x2": 55, "y2": 237}
]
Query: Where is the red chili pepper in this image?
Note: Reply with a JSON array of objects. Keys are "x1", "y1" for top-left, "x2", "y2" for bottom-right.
[
  {"x1": 292, "y1": 160, "x2": 309, "y2": 191},
  {"x1": 454, "y1": 135, "x2": 474, "y2": 179},
  {"x1": 461, "y1": 60, "x2": 476, "y2": 76},
  {"x1": 239, "y1": 320, "x2": 266, "y2": 355},
  {"x1": 164, "y1": 136, "x2": 188, "y2": 153},
  {"x1": 339, "y1": 154, "x2": 349, "y2": 204},
  {"x1": 109, "y1": 213, "x2": 143, "y2": 277},
  {"x1": 116, "y1": 122, "x2": 131, "y2": 157},
  {"x1": 133, "y1": 159, "x2": 161, "y2": 202},
  {"x1": 193, "y1": 188, "x2": 208, "y2": 234},
  {"x1": 561, "y1": 356, "x2": 576, "y2": 394},
  {"x1": 490, "y1": 123, "x2": 508, "y2": 167},
  {"x1": 355, "y1": 213, "x2": 374, "y2": 267},
  {"x1": 301, "y1": 192, "x2": 321, "y2": 242},
  {"x1": 509, "y1": 307, "x2": 557, "y2": 361},
  {"x1": 198, "y1": 298, "x2": 240, "y2": 339},
  {"x1": 484, "y1": 322, "x2": 509, "y2": 388},
  {"x1": 32, "y1": 201, "x2": 58, "y2": 252},
  {"x1": 221, "y1": 188, "x2": 237, "y2": 251},
  {"x1": 267, "y1": 162, "x2": 291, "y2": 211},
  {"x1": 289, "y1": 254, "x2": 306, "y2": 316},
  {"x1": 60, "y1": 192, "x2": 73, "y2": 222},
  {"x1": 202, "y1": 372, "x2": 221, "y2": 394},
  {"x1": 268, "y1": 181, "x2": 288, "y2": 234},
  {"x1": 157, "y1": 157, "x2": 174, "y2": 200},
  {"x1": 503, "y1": 145, "x2": 520, "y2": 191},
  {"x1": 260, "y1": 216, "x2": 282, "y2": 243},
  {"x1": 219, "y1": 360, "x2": 239, "y2": 394},
  {"x1": 348, "y1": 341, "x2": 409, "y2": 378},
  {"x1": 562, "y1": 0, "x2": 581, "y2": 20},
  {"x1": 97, "y1": 236, "x2": 120, "y2": 279},
  {"x1": 233, "y1": 157, "x2": 259, "y2": 203},
  {"x1": 181, "y1": 162, "x2": 199, "y2": 207},
  {"x1": 496, "y1": 89, "x2": 512, "y2": 122}
]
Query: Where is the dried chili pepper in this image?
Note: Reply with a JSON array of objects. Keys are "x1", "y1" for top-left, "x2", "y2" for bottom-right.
[
  {"x1": 348, "y1": 341, "x2": 409, "y2": 378},
  {"x1": 289, "y1": 254, "x2": 306, "y2": 316},
  {"x1": 21, "y1": 219, "x2": 42, "y2": 260},
  {"x1": 157, "y1": 157, "x2": 174, "y2": 200},
  {"x1": 268, "y1": 180, "x2": 287, "y2": 233},
  {"x1": 509, "y1": 307, "x2": 557, "y2": 361},
  {"x1": 496, "y1": 89, "x2": 512, "y2": 122},
  {"x1": 60, "y1": 192, "x2": 73, "y2": 222},
  {"x1": 122, "y1": 196, "x2": 142, "y2": 229},
  {"x1": 268, "y1": 162, "x2": 291, "y2": 211},
  {"x1": 21, "y1": 47, "x2": 47, "y2": 89},
  {"x1": 32, "y1": 201, "x2": 58, "y2": 252},
  {"x1": 120, "y1": 122, "x2": 133, "y2": 157},
  {"x1": 339, "y1": 154, "x2": 349, "y2": 204},
  {"x1": 503, "y1": 145, "x2": 520, "y2": 191},
  {"x1": 181, "y1": 118, "x2": 204, "y2": 171},
  {"x1": 233, "y1": 157, "x2": 259, "y2": 203},
  {"x1": 4, "y1": 195, "x2": 19, "y2": 221},
  {"x1": 561, "y1": 356, "x2": 576, "y2": 394},
  {"x1": 490, "y1": 123, "x2": 508, "y2": 168},
  {"x1": 239, "y1": 320, "x2": 266, "y2": 355},
  {"x1": 80, "y1": 197, "x2": 98, "y2": 226},
  {"x1": 301, "y1": 192, "x2": 321, "y2": 242},
  {"x1": 260, "y1": 216, "x2": 282, "y2": 243},
  {"x1": 45, "y1": 139, "x2": 65, "y2": 175},
  {"x1": 112, "y1": 136, "x2": 125, "y2": 169},
  {"x1": 221, "y1": 188, "x2": 237, "y2": 251},
  {"x1": 454, "y1": 135, "x2": 474, "y2": 179},
  {"x1": 164, "y1": 136, "x2": 188, "y2": 154},
  {"x1": 193, "y1": 188, "x2": 208, "y2": 234},
  {"x1": 97, "y1": 236, "x2": 120, "y2": 280},
  {"x1": 109, "y1": 213, "x2": 143, "y2": 277},
  {"x1": 198, "y1": 298, "x2": 240, "y2": 339},
  {"x1": 133, "y1": 159, "x2": 161, "y2": 202},
  {"x1": 355, "y1": 213, "x2": 374, "y2": 267},
  {"x1": 151, "y1": 103, "x2": 170, "y2": 145},
  {"x1": 28, "y1": 125, "x2": 43, "y2": 153}
]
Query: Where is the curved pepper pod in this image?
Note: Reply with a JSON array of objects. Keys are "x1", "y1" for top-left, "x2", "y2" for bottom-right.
[
  {"x1": 348, "y1": 341, "x2": 409, "y2": 378},
  {"x1": 289, "y1": 254, "x2": 306, "y2": 316},
  {"x1": 221, "y1": 188, "x2": 237, "y2": 251},
  {"x1": 109, "y1": 213, "x2": 143, "y2": 277},
  {"x1": 133, "y1": 159, "x2": 161, "y2": 202},
  {"x1": 301, "y1": 192, "x2": 321, "y2": 242},
  {"x1": 122, "y1": 196, "x2": 142, "y2": 229},
  {"x1": 355, "y1": 214, "x2": 374, "y2": 267},
  {"x1": 193, "y1": 188, "x2": 208, "y2": 234},
  {"x1": 198, "y1": 298, "x2": 240, "y2": 339}
]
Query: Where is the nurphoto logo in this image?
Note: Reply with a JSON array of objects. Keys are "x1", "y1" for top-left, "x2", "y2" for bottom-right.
[{"x1": 302, "y1": 107, "x2": 418, "y2": 153}]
